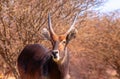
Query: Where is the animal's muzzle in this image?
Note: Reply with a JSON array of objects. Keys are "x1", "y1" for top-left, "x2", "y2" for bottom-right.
[{"x1": 52, "y1": 50, "x2": 59, "y2": 59}]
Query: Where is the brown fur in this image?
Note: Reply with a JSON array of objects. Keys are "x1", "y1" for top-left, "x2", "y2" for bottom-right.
[{"x1": 17, "y1": 44, "x2": 69, "y2": 79}]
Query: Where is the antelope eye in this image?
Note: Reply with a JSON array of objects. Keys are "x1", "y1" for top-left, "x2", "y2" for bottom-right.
[{"x1": 62, "y1": 40, "x2": 66, "y2": 44}]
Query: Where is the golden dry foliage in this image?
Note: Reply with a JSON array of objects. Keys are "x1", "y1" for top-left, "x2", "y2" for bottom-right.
[{"x1": 70, "y1": 11, "x2": 120, "y2": 79}]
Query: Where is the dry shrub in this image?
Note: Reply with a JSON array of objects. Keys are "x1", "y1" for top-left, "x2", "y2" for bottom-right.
[{"x1": 69, "y1": 12, "x2": 120, "y2": 79}]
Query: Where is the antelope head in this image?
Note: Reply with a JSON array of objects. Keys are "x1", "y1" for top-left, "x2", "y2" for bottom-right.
[{"x1": 42, "y1": 13, "x2": 78, "y2": 63}]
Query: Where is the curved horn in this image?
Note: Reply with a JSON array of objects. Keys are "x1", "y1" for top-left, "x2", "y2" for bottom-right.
[
  {"x1": 48, "y1": 13, "x2": 56, "y2": 35},
  {"x1": 66, "y1": 13, "x2": 78, "y2": 34}
]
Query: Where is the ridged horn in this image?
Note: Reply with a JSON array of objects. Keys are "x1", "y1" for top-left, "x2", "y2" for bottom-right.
[
  {"x1": 66, "y1": 13, "x2": 78, "y2": 34},
  {"x1": 48, "y1": 13, "x2": 56, "y2": 36}
]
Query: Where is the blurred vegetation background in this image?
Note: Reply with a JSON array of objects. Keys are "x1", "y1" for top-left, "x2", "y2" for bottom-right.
[{"x1": 0, "y1": 0, "x2": 120, "y2": 79}]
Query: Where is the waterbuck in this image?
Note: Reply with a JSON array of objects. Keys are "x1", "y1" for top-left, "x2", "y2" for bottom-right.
[{"x1": 17, "y1": 13, "x2": 78, "y2": 79}]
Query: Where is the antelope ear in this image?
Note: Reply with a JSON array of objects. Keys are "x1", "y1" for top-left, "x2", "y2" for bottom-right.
[
  {"x1": 66, "y1": 28, "x2": 77, "y2": 43},
  {"x1": 41, "y1": 28, "x2": 51, "y2": 40}
]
